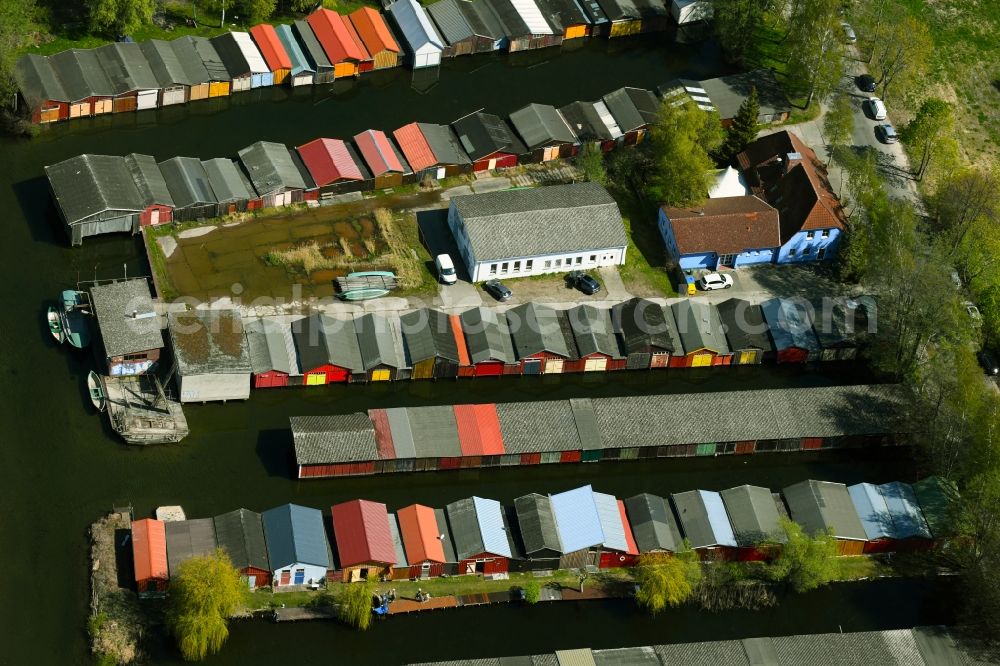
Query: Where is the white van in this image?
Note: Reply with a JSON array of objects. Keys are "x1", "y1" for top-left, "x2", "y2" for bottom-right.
[
  {"x1": 435, "y1": 254, "x2": 457, "y2": 285},
  {"x1": 866, "y1": 97, "x2": 887, "y2": 121}
]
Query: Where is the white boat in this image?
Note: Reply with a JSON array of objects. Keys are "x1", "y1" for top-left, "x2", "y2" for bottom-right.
[{"x1": 87, "y1": 371, "x2": 107, "y2": 412}]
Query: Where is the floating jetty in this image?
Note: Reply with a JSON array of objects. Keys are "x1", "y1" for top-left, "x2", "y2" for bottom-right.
[{"x1": 105, "y1": 375, "x2": 189, "y2": 444}]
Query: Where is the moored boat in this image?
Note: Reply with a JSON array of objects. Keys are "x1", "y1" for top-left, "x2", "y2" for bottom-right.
[
  {"x1": 339, "y1": 287, "x2": 391, "y2": 301},
  {"x1": 47, "y1": 306, "x2": 66, "y2": 343},
  {"x1": 61, "y1": 289, "x2": 92, "y2": 349},
  {"x1": 87, "y1": 371, "x2": 107, "y2": 412}
]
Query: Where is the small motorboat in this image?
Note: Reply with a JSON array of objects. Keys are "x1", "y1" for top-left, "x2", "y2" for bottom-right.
[
  {"x1": 87, "y1": 371, "x2": 107, "y2": 412},
  {"x1": 47, "y1": 305, "x2": 66, "y2": 343},
  {"x1": 335, "y1": 271, "x2": 398, "y2": 301},
  {"x1": 339, "y1": 287, "x2": 391, "y2": 301},
  {"x1": 61, "y1": 290, "x2": 92, "y2": 349}
]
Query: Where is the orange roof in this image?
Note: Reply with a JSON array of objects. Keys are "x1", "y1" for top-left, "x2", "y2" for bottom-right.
[
  {"x1": 449, "y1": 314, "x2": 471, "y2": 367},
  {"x1": 617, "y1": 500, "x2": 640, "y2": 556},
  {"x1": 454, "y1": 403, "x2": 505, "y2": 456},
  {"x1": 307, "y1": 8, "x2": 369, "y2": 64},
  {"x1": 397, "y1": 504, "x2": 446, "y2": 564},
  {"x1": 393, "y1": 122, "x2": 437, "y2": 172},
  {"x1": 132, "y1": 518, "x2": 168, "y2": 582},
  {"x1": 349, "y1": 7, "x2": 400, "y2": 56},
  {"x1": 339, "y1": 14, "x2": 371, "y2": 62},
  {"x1": 249, "y1": 24, "x2": 292, "y2": 71}
]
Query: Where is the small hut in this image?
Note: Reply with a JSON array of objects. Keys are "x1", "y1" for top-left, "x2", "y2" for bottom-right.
[
  {"x1": 671, "y1": 490, "x2": 738, "y2": 558},
  {"x1": 331, "y1": 499, "x2": 397, "y2": 582},
  {"x1": 167, "y1": 310, "x2": 252, "y2": 403}
]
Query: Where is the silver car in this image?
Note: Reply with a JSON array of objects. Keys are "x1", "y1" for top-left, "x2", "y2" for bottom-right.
[{"x1": 842, "y1": 22, "x2": 857, "y2": 43}]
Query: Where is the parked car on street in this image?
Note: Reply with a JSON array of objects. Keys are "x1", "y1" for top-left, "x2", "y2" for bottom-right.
[
  {"x1": 698, "y1": 272, "x2": 734, "y2": 291},
  {"x1": 876, "y1": 123, "x2": 898, "y2": 143},
  {"x1": 857, "y1": 74, "x2": 877, "y2": 93},
  {"x1": 566, "y1": 270, "x2": 601, "y2": 295},
  {"x1": 842, "y1": 22, "x2": 857, "y2": 43},
  {"x1": 979, "y1": 349, "x2": 999, "y2": 376},
  {"x1": 864, "y1": 97, "x2": 888, "y2": 120},
  {"x1": 484, "y1": 279, "x2": 512, "y2": 301},
  {"x1": 435, "y1": 254, "x2": 457, "y2": 285}
]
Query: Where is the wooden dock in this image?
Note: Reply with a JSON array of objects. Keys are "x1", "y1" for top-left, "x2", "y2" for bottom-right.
[
  {"x1": 104, "y1": 375, "x2": 188, "y2": 445},
  {"x1": 387, "y1": 596, "x2": 459, "y2": 615}
]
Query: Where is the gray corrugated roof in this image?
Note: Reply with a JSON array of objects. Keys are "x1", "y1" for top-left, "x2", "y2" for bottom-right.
[
  {"x1": 717, "y1": 298, "x2": 775, "y2": 353},
  {"x1": 761, "y1": 298, "x2": 821, "y2": 355},
  {"x1": 515, "y1": 493, "x2": 562, "y2": 555},
  {"x1": 213, "y1": 508, "x2": 270, "y2": 573},
  {"x1": 671, "y1": 300, "x2": 730, "y2": 355},
  {"x1": 239, "y1": 140, "x2": 307, "y2": 196},
  {"x1": 262, "y1": 503, "x2": 330, "y2": 569},
  {"x1": 591, "y1": 647, "x2": 660, "y2": 666},
  {"x1": 466, "y1": 0, "x2": 507, "y2": 39},
  {"x1": 533, "y1": 0, "x2": 589, "y2": 30},
  {"x1": 94, "y1": 42, "x2": 159, "y2": 95},
  {"x1": 446, "y1": 497, "x2": 486, "y2": 560},
  {"x1": 90, "y1": 279, "x2": 164, "y2": 358},
  {"x1": 435, "y1": 507, "x2": 459, "y2": 562},
  {"x1": 408, "y1": 405, "x2": 463, "y2": 458},
  {"x1": 420, "y1": 123, "x2": 472, "y2": 166},
  {"x1": 124, "y1": 153, "x2": 174, "y2": 208},
  {"x1": 460, "y1": 307, "x2": 516, "y2": 364},
  {"x1": 389, "y1": 513, "x2": 409, "y2": 566},
  {"x1": 720, "y1": 485, "x2": 785, "y2": 546},
  {"x1": 167, "y1": 310, "x2": 252, "y2": 375},
  {"x1": 559, "y1": 101, "x2": 615, "y2": 142},
  {"x1": 386, "y1": 407, "x2": 417, "y2": 458},
  {"x1": 453, "y1": 111, "x2": 527, "y2": 161},
  {"x1": 654, "y1": 641, "x2": 751, "y2": 666},
  {"x1": 783, "y1": 480, "x2": 868, "y2": 541},
  {"x1": 202, "y1": 158, "x2": 254, "y2": 204},
  {"x1": 292, "y1": 313, "x2": 364, "y2": 373},
  {"x1": 293, "y1": 20, "x2": 333, "y2": 70},
  {"x1": 602, "y1": 87, "x2": 647, "y2": 133},
  {"x1": 699, "y1": 70, "x2": 791, "y2": 122},
  {"x1": 507, "y1": 303, "x2": 572, "y2": 359},
  {"x1": 15, "y1": 54, "x2": 68, "y2": 108},
  {"x1": 165, "y1": 518, "x2": 218, "y2": 575},
  {"x1": 612, "y1": 298, "x2": 681, "y2": 355},
  {"x1": 671, "y1": 490, "x2": 736, "y2": 549},
  {"x1": 168, "y1": 37, "x2": 215, "y2": 84},
  {"x1": 771, "y1": 629, "x2": 926, "y2": 665},
  {"x1": 245, "y1": 317, "x2": 300, "y2": 376},
  {"x1": 355, "y1": 312, "x2": 407, "y2": 370},
  {"x1": 483, "y1": 0, "x2": 531, "y2": 37},
  {"x1": 181, "y1": 36, "x2": 231, "y2": 82},
  {"x1": 569, "y1": 398, "x2": 603, "y2": 450},
  {"x1": 624, "y1": 493, "x2": 682, "y2": 553},
  {"x1": 451, "y1": 182, "x2": 627, "y2": 263},
  {"x1": 497, "y1": 399, "x2": 581, "y2": 454},
  {"x1": 400, "y1": 308, "x2": 460, "y2": 364},
  {"x1": 158, "y1": 156, "x2": 219, "y2": 209},
  {"x1": 46, "y1": 154, "x2": 146, "y2": 225},
  {"x1": 139, "y1": 40, "x2": 192, "y2": 87},
  {"x1": 210, "y1": 32, "x2": 253, "y2": 78},
  {"x1": 510, "y1": 103, "x2": 578, "y2": 150},
  {"x1": 291, "y1": 414, "x2": 379, "y2": 464},
  {"x1": 428, "y1": 0, "x2": 477, "y2": 44},
  {"x1": 50, "y1": 49, "x2": 115, "y2": 100},
  {"x1": 567, "y1": 305, "x2": 621, "y2": 358}
]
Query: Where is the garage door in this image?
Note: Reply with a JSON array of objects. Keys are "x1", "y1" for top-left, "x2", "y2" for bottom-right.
[
  {"x1": 371, "y1": 369, "x2": 391, "y2": 381},
  {"x1": 544, "y1": 359, "x2": 564, "y2": 374},
  {"x1": 584, "y1": 357, "x2": 607, "y2": 372},
  {"x1": 69, "y1": 102, "x2": 88, "y2": 118},
  {"x1": 334, "y1": 62, "x2": 357, "y2": 78},
  {"x1": 650, "y1": 353, "x2": 670, "y2": 368},
  {"x1": 691, "y1": 353, "x2": 712, "y2": 367},
  {"x1": 305, "y1": 373, "x2": 326, "y2": 386},
  {"x1": 137, "y1": 90, "x2": 158, "y2": 110},
  {"x1": 326, "y1": 367, "x2": 349, "y2": 383},
  {"x1": 94, "y1": 99, "x2": 113, "y2": 114},
  {"x1": 162, "y1": 86, "x2": 186, "y2": 106},
  {"x1": 565, "y1": 24, "x2": 587, "y2": 38},
  {"x1": 737, "y1": 350, "x2": 760, "y2": 365},
  {"x1": 522, "y1": 359, "x2": 542, "y2": 375}
]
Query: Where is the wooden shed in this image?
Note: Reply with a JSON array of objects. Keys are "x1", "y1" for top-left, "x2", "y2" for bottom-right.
[
  {"x1": 132, "y1": 518, "x2": 168, "y2": 597},
  {"x1": 246, "y1": 317, "x2": 302, "y2": 388},
  {"x1": 275, "y1": 23, "x2": 316, "y2": 86},
  {"x1": 509, "y1": 103, "x2": 579, "y2": 162},
  {"x1": 165, "y1": 518, "x2": 218, "y2": 577},
  {"x1": 46, "y1": 154, "x2": 146, "y2": 245},
  {"x1": 49, "y1": 49, "x2": 114, "y2": 118},
  {"x1": 331, "y1": 499, "x2": 397, "y2": 582},
  {"x1": 94, "y1": 42, "x2": 160, "y2": 112},
  {"x1": 761, "y1": 298, "x2": 822, "y2": 363},
  {"x1": 446, "y1": 496, "x2": 514, "y2": 575},
  {"x1": 559, "y1": 100, "x2": 621, "y2": 153},
  {"x1": 854, "y1": 481, "x2": 932, "y2": 553},
  {"x1": 484, "y1": 0, "x2": 562, "y2": 52},
  {"x1": 349, "y1": 7, "x2": 402, "y2": 70},
  {"x1": 297, "y1": 137, "x2": 368, "y2": 197},
  {"x1": 506, "y1": 303, "x2": 575, "y2": 374},
  {"x1": 293, "y1": 19, "x2": 336, "y2": 84},
  {"x1": 671, "y1": 490, "x2": 738, "y2": 558},
  {"x1": 182, "y1": 36, "x2": 231, "y2": 97},
  {"x1": 720, "y1": 485, "x2": 786, "y2": 561},
  {"x1": 261, "y1": 504, "x2": 331, "y2": 588},
  {"x1": 213, "y1": 508, "x2": 272, "y2": 588},
  {"x1": 428, "y1": 0, "x2": 499, "y2": 57},
  {"x1": 209, "y1": 32, "x2": 263, "y2": 91},
  {"x1": 459, "y1": 307, "x2": 519, "y2": 376},
  {"x1": 612, "y1": 298, "x2": 682, "y2": 369},
  {"x1": 292, "y1": 413, "x2": 380, "y2": 478},
  {"x1": 451, "y1": 111, "x2": 527, "y2": 172},
  {"x1": 353, "y1": 129, "x2": 413, "y2": 189},
  {"x1": 534, "y1": 0, "x2": 592, "y2": 38},
  {"x1": 139, "y1": 40, "x2": 193, "y2": 106},
  {"x1": 400, "y1": 308, "x2": 462, "y2": 379},
  {"x1": 15, "y1": 54, "x2": 69, "y2": 123},
  {"x1": 623, "y1": 493, "x2": 684, "y2": 554},
  {"x1": 392, "y1": 122, "x2": 473, "y2": 182},
  {"x1": 453, "y1": 404, "x2": 506, "y2": 462},
  {"x1": 396, "y1": 504, "x2": 457, "y2": 578},
  {"x1": 249, "y1": 24, "x2": 292, "y2": 85},
  {"x1": 166, "y1": 309, "x2": 252, "y2": 403},
  {"x1": 167, "y1": 37, "x2": 218, "y2": 100},
  {"x1": 602, "y1": 87, "x2": 659, "y2": 145},
  {"x1": 292, "y1": 313, "x2": 365, "y2": 385},
  {"x1": 158, "y1": 156, "x2": 220, "y2": 222},
  {"x1": 549, "y1": 485, "x2": 638, "y2": 569},
  {"x1": 201, "y1": 157, "x2": 256, "y2": 216},
  {"x1": 90, "y1": 279, "x2": 164, "y2": 376},
  {"x1": 307, "y1": 7, "x2": 370, "y2": 78},
  {"x1": 783, "y1": 480, "x2": 868, "y2": 556},
  {"x1": 237, "y1": 140, "x2": 310, "y2": 207},
  {"x1": 717, "y1": 298, "x2": 775, "y2": 365},
  {"x1": 513, "y1": 493, "x2": 563, "y2": 570},
  {"x1": 848, "y1": 482, "x2": 896, "y2": 554},
  {"x1": 670, "y1": 299, "x2": 732, "y2": 367},
  {"x1": 387, "y1": 0, "x2": 446, "y2": 69},
  {"x1": 566, "y1": 304, "x2": 626, "y2": 372},
  {"x1": 355, "y1": 312, "x2": 409, "y2": 381}
]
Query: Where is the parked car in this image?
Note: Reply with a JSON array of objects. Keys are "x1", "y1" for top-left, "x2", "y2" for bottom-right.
[
  {"x1": 842, "y1": 22, "x2": 857, "y2": 43},
  {"x1": 566, "y1": 270, "x2": 601, "y2": 295},
  {"x1": 435, "y1": 254, "x2": 457, "y2": 285},
  {"x1": 698, "y1": 272, "x2": 734, "y2": 291},
  {"x1": 966, "y1": 301, "x2": 982, "y2": 324},
  {"x1": 876, "y1": 123, "x2": 898, "y2": 144},
  {"x1": 857, "y1": 74, "x2": 877, "y2": 93},
  {"x1": 865, "y1": 97, "x2": 888, "y2": 120},
  {"x1": 979, "y1": 349, "x2": 999, "y2": 376},
  {"x1": 483, "y1": 279, "x2": 512, "y2": 301}
]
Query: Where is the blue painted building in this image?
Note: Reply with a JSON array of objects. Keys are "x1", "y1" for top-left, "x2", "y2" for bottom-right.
[
  {"x1": 261, "y1": 503, "x2": 331, "y2": 588},
  {"x1": 658, "y1": 195, "x2": 780, "y2": 270}
]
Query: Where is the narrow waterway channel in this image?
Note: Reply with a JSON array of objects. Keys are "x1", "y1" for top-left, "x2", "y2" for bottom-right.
[{"x1": 0, "y1": 35, "x2": 940, "y2": 666}]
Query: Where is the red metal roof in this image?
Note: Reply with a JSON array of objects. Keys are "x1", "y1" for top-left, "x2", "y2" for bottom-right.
[
  {"x1": 339, "y1": 14, "x2": 372, "y2": 63},
  {"x1": 297, "y1": 137, "x2": 364, "y2": 186},
  {"x1": 449, "y1": 315, "x2": 471, "y2": 367},
  {"x1": 369, "y1": 408, "x2": 396, "y2": 459},
  {"x1": 249, "y1": 24, "x2": 292, "y2": 71},
  {"x1": 354, "y1": 129, "x2": 404, "y2": 176},
  {"x1": 617, "y1": 500, "x2": 640, "y2": 556},
  {"x1": 307, "y1": 8, "x2": 369, "y2": 64},
  {"x1": 393, "y1": 122, "x2": 437, "y2": 172},
  {"x1": 132, "y1": 518, "x2": 168, "y2": 582},
  {"x1": 331, "y1": 499, "x2": 397, "y2": 568},
  {"x1": 349, "y1": 7, "x2": 400, "y2": 56},
  {"x1": 453, "y1": 404, "x2": 505, "y2": 456},
  {"x1": 397, "y1": 504, "x2": 446, "y2": 563}
]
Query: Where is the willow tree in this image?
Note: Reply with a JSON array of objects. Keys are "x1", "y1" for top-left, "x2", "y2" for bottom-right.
[
  {"x1": 767, "y1": 519, "x2": 838, "y2": 593},
  {"x1": 338, "y1": 576, "x2": 378, "y2": 631},
  {"x1": 646, "y1": 101, "x2": 723, "y2": 207},
  {"x1": 632, "y1": 547, "x2": 702, "y2": 614},
  {"x1": 167, "y1": 549, "x2": 244, "y2": 661}
]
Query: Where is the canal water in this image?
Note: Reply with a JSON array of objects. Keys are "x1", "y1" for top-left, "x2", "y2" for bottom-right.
[{"x1": 0, "y1": 36, "x2": 943, "y2": 665}]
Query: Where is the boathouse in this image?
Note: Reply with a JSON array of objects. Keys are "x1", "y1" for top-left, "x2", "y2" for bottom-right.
[
  {"x1": 138, "y1": 40, "x2": 193, "y2": 106},
  {"x1": 210, "y1": 32, "x2": 269, "y2": 91},
  {"x1": 275, "y1": 24, "x2": 316, "y2": 86},
  {"x1": 292, "y1": 313, "x2": 365, "y2": 385},
  {"x1": 369, "y1": 405, "x2": 467, "y2": 472},
  {"x1": 388, "y1": 0, "x2": 446, "y2": 69},
  {"x1": 249, "y1": 24, "x2": 292, "y2": 85},
  {"x1": 238, "y1": 140, "x2": 309, "y2": 207},
  {"x1": 446, "y1": 496, "x2": 513, "y2": 575},
  {"x1": 307, "y1": 8, "x2": 369, "y2": 79},
  {"x1": 293, "y1": 413, "x2": 380, "y2": 478},
  {"x1": 671, "y1": 0, "x2": 712, "y2": 24},
  {"x1": 389, "y1": 514, "x2": 411, "y2": 579},
  {"x1": 354, "y1": 313, "x2": 409, "y2": 381},
  {"x1": 165, "y1": 518, "x2": 218, "y2": 576},
  {"x1": 167, "y1": 309, "x2": 252, "y2": 402},
  {"x1": 178, "y1": 36, "x2": 231, "y2": 97},
  {"x1": 559, "y1": 100, "x2": 621, "y2": 152},
  {"x1": 506, "y1": 303, "x2": 574, "y2": 374},
  {"x1": 14, "y1": 54, "x2": 69, "y2": 123},
  {"x1": 451, "y1": 111, "x2": 526, "y2": 172},
  {"x1": 611, "y1": 298, "x2": 682, "y2": 369},
  {"x1": 127, "y1": 153, "x2": 176, "y2": 227},
  {"x1": 720, "y1": 485, "x2": 786, "y2": 560},
  {"x1": 293, "y1": 19, "x2": 336, "y2": 83},
  {"x1": 213, "y1": 508, "x2": 272, "y2": 587},
  {"x1": 848, "y1": 482, "x2": 896, "y2": 553},
  {"x1": 246, "y1": 317, "x2": 302, "y2": 388},
  {"x1": 427, "y1": 0, "x2": 499, "y2": 56},
  {"x1": 485, "y1": 0, "x2": 561, "y2": 52},
  {"x1": 459, "y1": 307, "x2": 519, "y2": 376},
  {"x1": 353, "y1": 129, "x2": 413, "y2": 189},
  {"x1": 566, "y1": 304, "x2": 625, "y2": 373},
  {"x1": 95, "y1": 42, "x2": 160, "y2": 112},
  {"x1": 761, "y1": 298, "x2": 822, "y2": 363},
  {"x1": 349, "y1": 8, "x2": 402, "y2": 70},
  {"x1": 453, "y1": 403, "x2": 506, "y2": 463},
  {"x1": 602, "y1": 87, "x2": 658, "y2": 145},
  {"x1": 331, "y1": 499, "x2": 397, "y2": 582},
  {"x1": 132, "y1": 518, "x2": 169, "y2": 597},
  {"x1": 297, "y1": 137, "x2": 369, "y2": 197},
  {"x1": 261, "y1": 504, "x2": 331, "y2": 587},
  {"x1": 549, "y1": 485, "x2": 638, "y2": 569},
  {"x1": 46, "y1": 154, "x2": 148, "y2": 244},
  {"x1": 513, "y1": 493, "x2": 562, "y2": 569},
  {"x1": 878, "y1": 483, "x2": 932, "y2": 551},
  {"x1": 911, "y1": 476, "x2": 958, "y2": 542},
  {"x1": 597, "y1": 0, "x2": 670, "y2": 37},
  {"x1": 49, "y1": 49, "x2": 115, "y2": 117},
  {"x1": 158, "y1": 156, "x2": 220, "y2": 222},
  {"x1": 623, "y1": 493, "x2": 684, "y2": 554},
  {"x1": 201, "y1": 157, "x2": 256, "y2": 215},
  {"x1": 809, "y1": 296, "x2": 875, "y2": 361},
  {"x1": 534, "y1": 0, "x2": 592, "y2": 38},
  {"x1": 397, "y1": 503, "x2": 456, "y2": 578},
  {"x1": 165, "y1": 37, "x2": 216, "y2": 100},
  {"x1": 717, "y1": 298, "x2": 775, "y2": 365},
  {"x1": 392, "y1": 122, "x2": 473, "y2": 182},
  {"x1": 400, "y1": 308, "x2": 462, "y2": 379},
  {"x1": 670, "y1": 300, "x2": 731, "y2": 367},
  {"x1": 509, "y1": 103, "x2": 579, "y2": 162},
  {"x1": 783, "y1": 480, "x2": 868, "y2": 555},
  {"x1": 448, "y1": 182, "x2": 627, "y2": 282},
  {"x1": 90, "y1": 279, "x2": 163, "y2": 376},
  {"x1": 671, "y1": 490, "x2": 738, "y2": 557}
]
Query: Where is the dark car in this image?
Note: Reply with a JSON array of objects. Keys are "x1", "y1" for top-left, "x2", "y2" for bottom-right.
[
  {"x1": 857, "y1": 74, "x2": 876, "y2": 93},
  {"x1": 484, "y1": 279, "x2": 512, "y2": 302},
  {"x1": 979, "y1": 349, "x2": 1000, "y2": 376},
  {"x1": 566, "y1": 270, "x2": 601, "y2": 295}
]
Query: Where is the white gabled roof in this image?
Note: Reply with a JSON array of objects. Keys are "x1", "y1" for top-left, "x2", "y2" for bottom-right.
[
  {"x1": 709, "y1": 166, "x2": 750, "y2": 199},
  {"x1": 511, "y1": 0, "x2": 554, "y2": 35},
  {"x1": 232, "y1": 31, "x2": 269, "y2": 74},
  {"x1": 593, "y1": 100, "x2": 623, "y2": 140},
  {"x1": 390, "y1": 0, "x2": 445, "y2": 53}
]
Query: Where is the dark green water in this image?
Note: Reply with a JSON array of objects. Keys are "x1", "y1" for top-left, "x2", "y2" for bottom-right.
[{"x1": 0, "y1": 35, "x2": 947, "y2": 665}]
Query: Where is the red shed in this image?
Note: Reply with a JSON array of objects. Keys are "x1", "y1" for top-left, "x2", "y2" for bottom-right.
[
  {"x1": 506, "y1": 303, "x2": 575, "y2": 374},
  {"x1": 598, "y1": 501, "x2": 640, "y2": 568},
  {"x1": 132, "y1": 518, "x2": 169, "y2": 596},
  {"x1": 459, "y1": 307, "x2": 519, "y2": 376},
  {"x1": 331, "y1": 499, "x2": 397, "y2": 582},
  {"x1": 445, "y1": 496, "x2": 513, "y2": 575},
  {"x1": 292, "y1": 313, "x2": 365, "y2": 385},
  {"x1": 16, "y1": 54, "x2": 70, "y2": 124},
  {"x1": 396, "y1": 504, "x2": 455, "y2": 578},
  {"x1": 307, "y1": 8, "x2": 369, "y2": 78},
  {"x1": 451, "y1": 111, "x2": 526, "y2": 172}
]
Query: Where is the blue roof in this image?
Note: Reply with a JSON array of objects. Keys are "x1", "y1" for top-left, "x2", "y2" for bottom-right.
[
  {"x1": 848, "y1": 483, "x2": 894, "y2": 540},
  {"x1": 262, "y1": 503, "x2": 330, "y2": 569},
  {"x1": 550, "y1": 485, "x2": 605, "y2": 553},
  {"x1": 701, "y1": 491, "x2": 738, "y2": 547},
  {"x1": 473, "y1": 497, "x2": 513, "y2": 558},
  {"x1": 593, "y1": 491, "x2": 628, "y2": 552},
  {"x1": 274, "y1": 23, "x2": 313, "y2": 76},
  {"x1": 879, "y1": 482, "x2": 932, "y2": 540}
]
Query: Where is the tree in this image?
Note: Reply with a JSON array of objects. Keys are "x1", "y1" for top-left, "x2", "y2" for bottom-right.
[
  {"x1": 86, "y1": 0, "x2": 156, "y2": 37},
  {"x1": 522, "y1": 580, "x2": 541, "y2": 604},
  {"x1": 337, "y1": 576, "x2": 377, "y2": 631},
  {"x1": 0, "y1": 0, "x2": 37, "y2": 111},
  {"x1": 713, "y1": 0, "x2": 772, "y2": 63},
  {"x1": 823, "y1": 91, "x2": 854, "y2": 150},
  {"x1": 240, "y1": 0, "x2": 276, "y2": 25},
  {"x1": 632, "y1": 549, "x2": 702, "y2": 613},
  {"x1": 768, "y1": 519, "x2": 839, "y2": 593},
  {"x1": 719, "y1": 86, "x2": 760, "y2": 161},
  {"x1": 167, "y1": 549, "x2": 244, "y2": 661},
  {"x1": 870, "y1": 15, "x2": 933, "y2": 102},
  {"x1": 645, "y1": 101, "x2": 723, "y2": 206},
  {"x1": 930, "y1": 167, "x2": 1000, "y2": 260},
  {"x1": 900, "y1": 98, "x2": 954, "y2": 180},
  {"x1": 785, "y1": 0, "x2": 844, "y2": 108},
  {"x1": 576, "y1": 143, "x2": 607, "y2": 186}
]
